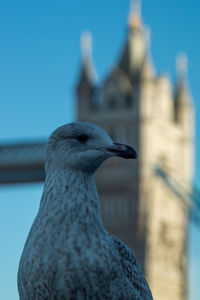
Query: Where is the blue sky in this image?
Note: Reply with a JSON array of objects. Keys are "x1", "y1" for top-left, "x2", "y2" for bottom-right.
[{"x1": 0, "y1": 1, "x2": 199, "y2": 299}]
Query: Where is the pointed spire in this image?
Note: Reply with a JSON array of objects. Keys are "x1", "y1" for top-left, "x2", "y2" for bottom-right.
[
  {"x1": 175, "y1": 53, "x2": 192, "y2": 124},
  {"x1": 141, "y1": 26, "x2": 155, "y2": 80},
  {"x1": 144, "y1": 25, "x2": 151, "y2": 55},
  {"x1": 176, "y1": 52, "x2": 187, "y2": 82},
  {"x1": 175, "y1": 52, "x2": 188, "y2": 101},
  {"x1": 118, "y1": 0, "x2": 147, "y2": 80},
  {"x1": 77, "y1": 31, "x2": 98, "y2": 91},
  {"x1": 128, "y1": 0, "x2": 142, "y2": 31},
  {"x1": 81, "y1": 31, "x2": 93, "y2": 64}
]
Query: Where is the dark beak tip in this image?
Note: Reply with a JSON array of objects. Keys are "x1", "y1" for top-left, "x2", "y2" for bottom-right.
[
  {"x1": 123, "y1": 144, "x2": 137, "y2": 159},
  {"x1": 108, "y1": 143, "x2": 137, "y2": 160},
  {"x1": 124, "y1": 149, "x2": 137, "y2": 159},
  {"x1": 132, "y1": 150, "x2": 137, "y2": 159}
]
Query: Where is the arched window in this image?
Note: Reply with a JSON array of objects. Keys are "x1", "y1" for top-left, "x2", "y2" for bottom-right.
[
  {"x1": 109, "y1": 128, "x2": 116, "y2": 141},
  {"x1": 108, "y1": 95, "x2": 117, "y2": 109},
  {"x1": 125, "y1": 94, "x2": 132, "y2": 108}
]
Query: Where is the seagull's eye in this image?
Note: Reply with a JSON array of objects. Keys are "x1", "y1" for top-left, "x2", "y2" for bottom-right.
[{"x1": 75, "y1": 134, "x2": 89, "y2": 143}]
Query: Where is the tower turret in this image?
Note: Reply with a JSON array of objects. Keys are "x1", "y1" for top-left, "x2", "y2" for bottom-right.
[
  {"x1": 140, "y1": 26, "x2": 154, "y2": 80},
  {"x1": 118, "y1": 0, "x2": 147, "y2": 81},
  {"x1": 174, "y1": 53, "x2": 194, "y2": 184},
  {"x1": 76, "y1": 31, "x2": 98, "y2": 119},
  {"x1": 175, "y1": 53, "x2": 193, "y2": 135}
]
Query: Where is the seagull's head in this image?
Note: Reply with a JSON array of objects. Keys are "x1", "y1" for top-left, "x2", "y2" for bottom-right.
[{"x1": 47, "y1": 122, "x2": 137, "y2": 174}]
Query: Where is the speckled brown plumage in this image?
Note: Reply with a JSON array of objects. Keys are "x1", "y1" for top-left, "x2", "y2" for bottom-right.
[{"x1": 18, "y1": 122, "x2": 153, "y2": 300}]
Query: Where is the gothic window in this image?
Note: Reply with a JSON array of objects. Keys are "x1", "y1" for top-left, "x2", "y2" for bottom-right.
[
  {"x1": 108, "y1": 95, "x2": 117, "y2": 109},
  {"x1": 109, "y1": 128, "x2": 116, "y2": 141},
  {"x1": 125, "y1": 94, "x2": 132, "y2": 108},
  {"x1": 126, "y1": 126, "x2": 132, "y2": 144},
  {"x1": 91, "y1": 86, "x2": 102, "y2": 111},
  {"x1": 101, "y1": 197, "x2": 132, "y2": 219}
]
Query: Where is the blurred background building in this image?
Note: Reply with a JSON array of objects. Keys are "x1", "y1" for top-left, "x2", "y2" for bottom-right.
[
  {"x1": 0, "y1": 1, "x2": 199, "y2": 299},
  {"x1": 76, "y1": 3, "x2": 194, "y2": 300}
]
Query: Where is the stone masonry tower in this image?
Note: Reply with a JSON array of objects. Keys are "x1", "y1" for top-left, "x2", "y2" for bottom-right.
[{"x1": 76, "y1": 2, "x2": 194, "y2": 299}]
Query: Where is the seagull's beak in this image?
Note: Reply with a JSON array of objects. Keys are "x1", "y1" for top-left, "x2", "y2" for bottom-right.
[{"x1": 106, "y1": 142, "x2": 137, "y2": 159}]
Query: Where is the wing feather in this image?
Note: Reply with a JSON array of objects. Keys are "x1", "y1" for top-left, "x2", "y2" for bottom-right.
[{"x1": 111, "y1": 234, "x2": 153, "y2": 300}]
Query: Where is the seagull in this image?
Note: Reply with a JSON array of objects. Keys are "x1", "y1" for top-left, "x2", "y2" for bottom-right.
[{"x1": 18, "y1": 122, "x2": 153, "y2": 300}]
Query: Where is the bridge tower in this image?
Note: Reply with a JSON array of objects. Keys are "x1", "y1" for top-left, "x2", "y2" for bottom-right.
[{"x1": 76, "y1": 2, "x2": 194, "y2": 299}]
